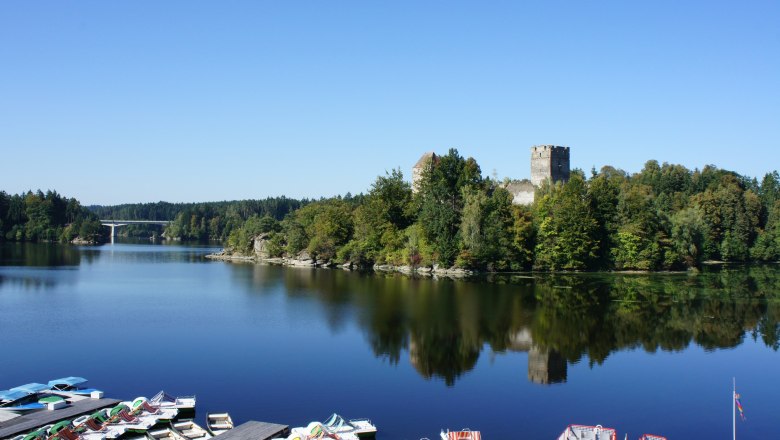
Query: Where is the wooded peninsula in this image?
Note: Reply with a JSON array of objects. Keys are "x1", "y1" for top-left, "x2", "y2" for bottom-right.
[{"x1": 4, "y1": 149, "x2": 780, "y2": 272}]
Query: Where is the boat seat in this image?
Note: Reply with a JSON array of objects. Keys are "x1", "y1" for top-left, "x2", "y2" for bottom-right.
[{"x1": 212, "y1": 423, "x2": 232, "y2": 429}]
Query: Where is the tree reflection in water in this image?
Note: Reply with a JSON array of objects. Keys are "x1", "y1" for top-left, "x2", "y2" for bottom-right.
[{"x1": 246, "y1": 264, "x2": 780, "y2": 386}]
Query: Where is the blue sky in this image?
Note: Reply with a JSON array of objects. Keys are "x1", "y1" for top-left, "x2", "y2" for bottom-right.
[{"x1": 1, "y1": 1, "x2": 778, "y2": 205}]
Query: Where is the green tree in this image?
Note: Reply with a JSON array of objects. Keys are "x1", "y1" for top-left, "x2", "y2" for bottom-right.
[
  {"x1": 534, "y1": 172, "x2": 600, "y2": 270},
  {"x1": 417, "y1": 149, "x2": 482, "y2": 266}
]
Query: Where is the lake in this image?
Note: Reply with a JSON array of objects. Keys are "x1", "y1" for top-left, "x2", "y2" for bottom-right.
[{"x1": 0, "y1": 241, "x2": 777, "y2": 439}]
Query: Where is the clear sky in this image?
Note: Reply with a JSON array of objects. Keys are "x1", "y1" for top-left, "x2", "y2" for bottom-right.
[{"x1": 1, "y1": 1, "x2": 778, "y2": 205}]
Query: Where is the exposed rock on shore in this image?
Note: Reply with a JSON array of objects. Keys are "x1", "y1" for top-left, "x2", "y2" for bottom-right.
[
  {"x1": 70, "y1": 237, "x2": 100, "y2": 245},
  {"x1": 205, "y1": 235, "x2": 474, "y2": 278}
]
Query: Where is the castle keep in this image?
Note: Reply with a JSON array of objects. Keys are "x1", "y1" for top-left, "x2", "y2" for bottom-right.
[
  {"x1": 412, "y1": 145, "x2": 571, "y2": 204},
  {"x1": 530, "y1": 145, "x2": 570, "y2": 187}
]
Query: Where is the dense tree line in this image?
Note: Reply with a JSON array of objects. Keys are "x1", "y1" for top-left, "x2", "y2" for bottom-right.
[
  {"x1": 90, "y1": 197, "x2": 307, "y2": 241},
  {"x1": 228, "y1": 148, "x2": 780, "y2": 271},
  {"x1": 0, "y1": 190, "x2": 105, "y2": 243}
]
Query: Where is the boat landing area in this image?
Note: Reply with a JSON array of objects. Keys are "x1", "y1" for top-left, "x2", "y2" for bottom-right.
[
  {"x1": 0, "y1": 397, "x2": 120, "y2": 438},
  {"x1": 214, "y1": 421, "x2": 290, "y2": 440}
]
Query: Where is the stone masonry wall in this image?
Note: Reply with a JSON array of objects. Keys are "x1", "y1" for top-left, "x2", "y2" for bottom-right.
[{"x1": 530, "y1": 145, "x2": 570, "y2": 187}]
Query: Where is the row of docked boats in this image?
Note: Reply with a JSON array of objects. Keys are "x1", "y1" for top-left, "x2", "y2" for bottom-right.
[
  {"x1": 0, "y1": 377, "x2": 210, "y2": 440},
  {"x1": 8, "y1": 396, "x2": 194, "y2": 440},
  {"x1": 430, "y1": 425, "x2": 667, "y2": 440},
  {"x1": 0, "y1": 377, "x2": 104, "y2": 415}
]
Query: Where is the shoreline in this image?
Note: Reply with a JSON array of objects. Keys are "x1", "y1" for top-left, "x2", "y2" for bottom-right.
[
  {"x1": 205, "y1": 251, "x2": 476, "y2": 277},
  {"x1": 204, "y1": 251, "x2": 736, "y2": 277}
]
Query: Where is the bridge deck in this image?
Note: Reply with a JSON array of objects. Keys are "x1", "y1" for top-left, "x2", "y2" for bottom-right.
[{"x1": 100, "y1": 220, "x2": 171, "y2": 224}]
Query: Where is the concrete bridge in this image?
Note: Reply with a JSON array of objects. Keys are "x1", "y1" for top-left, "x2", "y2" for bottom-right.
[{"x1": 100, "y1": 220, "x2": 171, "y2": 237}]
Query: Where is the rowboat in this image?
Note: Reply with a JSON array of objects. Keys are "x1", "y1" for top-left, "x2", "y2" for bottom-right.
[
  {"x1": 172, "y1": 420, "x2": 213, "y2": 440},
  {"x1": 148, "y1": 426, "x2": 189, "y2": 440},
  {"x1": 206, "y1": 413, "x2": 234, "y2": 436},
  {"x1": 557, "y1": 425, "x2": 617, "y2": 440},
  {"x1": 150, "y1": 391, "x2": 196, "y2": 411}
]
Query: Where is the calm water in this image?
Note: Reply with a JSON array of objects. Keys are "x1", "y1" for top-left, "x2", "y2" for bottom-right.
[{"x1": 0, "y1": 242, "x2": 778, "y2": 439}]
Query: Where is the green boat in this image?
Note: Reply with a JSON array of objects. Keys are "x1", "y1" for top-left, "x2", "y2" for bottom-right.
[{"x1": 47, "y1": 420, "x2": 71, "y2": 435}]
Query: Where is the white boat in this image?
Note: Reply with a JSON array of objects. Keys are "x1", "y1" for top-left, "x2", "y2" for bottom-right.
[
  {"x1": 440, "y1": 428, "x2": 482, "y2": 440},
  {"x1": 172, "y1": 420, "x2": 213, "y2": 440},
  {"x1": 639, "y1": 436, "x2": 667, "y2": 440},
  {"x1": 206, "y1": 413, "x2": 234, "y2": 436},
  {"x1": 322, "y1": 414, "x2": 377, "y2": 439},
  {"x1": 150, "y1": 391, "x2": 196, "y2": 410},
  {"x1": 282, "y1": 422, "x2": 359, "y2": 440},
  {"x1": 130, "y1": 397, "x2": 179, "y2": 422},
  {"x1": 148, "y1": 426, "x2": 189, "y2": 440},
  {"x1": 557, "y1": 425, "x2": 617, "y2": 440}
]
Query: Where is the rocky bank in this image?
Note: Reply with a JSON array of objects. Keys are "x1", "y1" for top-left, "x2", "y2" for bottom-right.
[{"x1": 205, "y1": 235, "x2": 475, "y2": 278}]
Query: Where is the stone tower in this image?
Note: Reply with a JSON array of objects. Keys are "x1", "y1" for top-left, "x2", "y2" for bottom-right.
[
  {"x1": 412, "y1": 152, "x2": 438, "y2": 193},
  {"x1": 530, "y1": 145, "x2": 570, "y2": 187}
]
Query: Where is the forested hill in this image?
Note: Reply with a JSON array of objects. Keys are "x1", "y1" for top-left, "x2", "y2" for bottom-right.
[
  {"x1": 223, "y1": 149, "x2": 780, "y2": 271},
  {"x1": 0, "y1": 190, "x2": 105, "y2": 243},
  {"x1": 89, "y1": 197, "x2": 308, "y2": 241}
]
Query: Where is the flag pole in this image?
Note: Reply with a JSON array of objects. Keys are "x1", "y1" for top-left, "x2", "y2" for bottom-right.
[{"x1": 733, "y1": 377, "x2": 736, "y2": 440}]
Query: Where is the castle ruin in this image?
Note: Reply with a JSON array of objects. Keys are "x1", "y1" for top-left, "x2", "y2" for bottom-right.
[
  {"x1": 530, "y1": 145, "x2": 570, "y2": 187},
  {"x1": 411, "y1": 152, "x2": 439, "y2": 193},
  {"x1": 412, "y1": 146, "x2": 571, "y2": 204}
]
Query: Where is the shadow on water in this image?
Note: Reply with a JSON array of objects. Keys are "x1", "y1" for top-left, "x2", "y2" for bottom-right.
[{"x1": 239, "y1": 264, "x2": 780, "y2": 386}]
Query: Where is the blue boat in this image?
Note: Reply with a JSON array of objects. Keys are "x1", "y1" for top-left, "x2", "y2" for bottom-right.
[
  {"x1": 47, "y1": 377, "x2": 101, "y2": 395},
  {"x1": 0, "y1": 388, "x2": 45, "y2": 412}
]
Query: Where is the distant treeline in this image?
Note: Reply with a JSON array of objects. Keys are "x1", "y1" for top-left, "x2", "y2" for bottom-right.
[
  {"x1": 226, "y1": 148, "x2": 780, "y2": 271},
  {"x1": 89, "y1": 197, "x2": 308, "y2": 241},
  {"x1": 0, "y1": 190, "x2": 104, "y2": 243}
]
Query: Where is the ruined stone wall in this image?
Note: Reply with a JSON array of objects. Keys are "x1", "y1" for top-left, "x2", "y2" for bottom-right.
[{"x1": 504, "y1": 179, "x2": 535, "y2": 206}]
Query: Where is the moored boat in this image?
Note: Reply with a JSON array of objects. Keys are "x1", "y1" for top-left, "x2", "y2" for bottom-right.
[
  {"x1": 47, "y1": 377, "x2": 104, "y2": 397},
  {"x1": 286, "y1": 422, "x2": 358, "y2": 440},
  {"x1": 322, "y1": 413, "x2": 377, "y2": 439},
  {"x1": 148, "y1": 426, "x2": 188, "y2": 440},
  {"x1": 639, "y1": 436, "x2": 667, "y2": 440},
  {"x1": 557, "y1": 425, "x2": 617, "y2": 440},
  {"x1": 440, "y1": 428, "x2": 482, "y2": 440},
  {"x1": 47, "y1": 420, "x2": 73, "y2": 436},
  {"x1": 129, "y1": 397, "x2": 179, "y2": 424},
  {"x1": 0, "y1": 389, "x2": 35, "y2": 408},
  {"x1": 206, "y1": 413, "x2": 234, "y2": 436},
  {"x1": 0, "y1": 385, "x2": 48, "y2": 412},
  {"x1": 21, "y1": 428, "x2": 47, "y2": 440},
  {"x1": 150, "y1": 391, "x2": 196, "y2": 411},
  {"x1": 172, "y1": 420, "x2": 213, "y2": 440}
]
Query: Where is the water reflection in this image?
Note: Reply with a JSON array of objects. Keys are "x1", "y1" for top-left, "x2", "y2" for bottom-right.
[
  {"x1": 0, "y1": 242, "x2": 219, "y2": 291},
  {"x1": 240, "y1": 264, "x2": 780, "y2": 386},
  {"x1": 0, "y1": 243, "x2": 83, "y2": 267}
]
